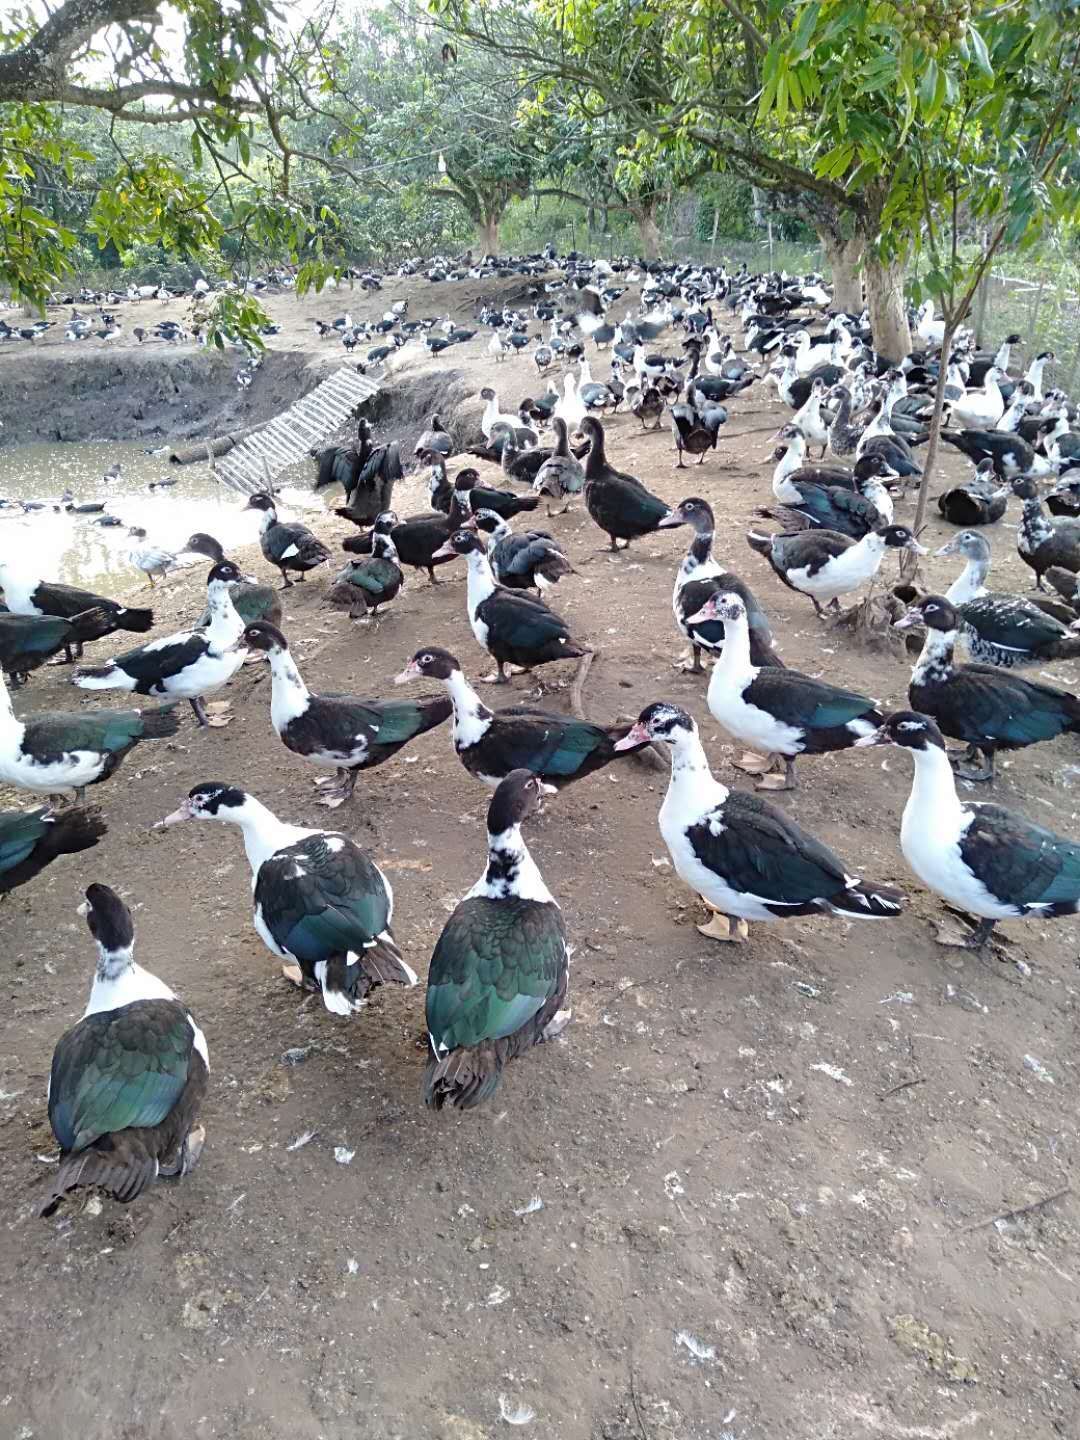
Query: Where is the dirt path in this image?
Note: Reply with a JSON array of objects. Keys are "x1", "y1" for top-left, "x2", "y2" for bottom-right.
[{"x1": 1, "y1": 299, "x2": 1079, "y2": 1440}]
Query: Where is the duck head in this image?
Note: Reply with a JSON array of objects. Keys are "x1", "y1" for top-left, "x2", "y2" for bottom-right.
[
  {"x1": 78, "y1": 882, "x2": 135, "y2": 959},
  {"x1": 372, "y1": 510, "x2": 398, "y2": 533},
  {"x1": 686, "y1": 590, "x2": 745, "y2": 626},
  {"x1": 207, "y1": 560, "x2": 243, "y2": 588},
  {"x1": 657, "y1": 496, "x2": 714, "y2": 532},
  {"x1": 156, "y1": 781, "x2": 250, "y2": 828},
  {"x1": 487, "y1": 769, "x2": 554, "y2": 835},
  {"x1": 242, "y1": 620, "x2": 288, "y2": 655},
  {"x1": 876, "y1": 524, "x2": 926, "y2": 554},
  {"x1": 893, "y1": 594, "x2": 958, "y2": 632},
  {"x1": 395, "y1": 646, "x2": 460, "y2": 685},
  {"x1": 935, "y1": 530, "x2": 990, "y2": 563},
  {"x1": 430, "y1": 528, "x2": 484, "y2": 562},
  {"x1": 244, "y1": 493, "x2": 277, "y2": 518},
  {"x1": 613, "y1": 701, "x2": 695, "y2": 750},
  {"x1": 853, "y1": 710, "x2": 948, "y2": 752},
  {"x1": 183, "y1": 532, "x2": 226, "y2": 562}
]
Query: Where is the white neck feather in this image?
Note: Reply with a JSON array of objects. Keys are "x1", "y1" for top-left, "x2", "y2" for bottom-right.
[{"x1": 267, "y1": 646, "x2": 312, "y2": 727}]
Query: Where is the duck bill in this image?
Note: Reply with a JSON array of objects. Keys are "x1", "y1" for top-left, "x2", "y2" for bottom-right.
[
  {"x1": 656, "y1": 512, "x2": 685, "y2": 529},
  {"x1": 430, "y1": 542, "x2": 457, "y2": 561},
  {"x1": 934, "y1": 538, "x2": 960, "y2": 557},
  {"x1": 154, "y1": 799, "x2": 194, "y2": 829},
  {"x1": 853, "y1": 727, "x2": 888, "y2": 749},
  {"x1": 685, "y1": 603, "x2": 719, "y2": 626},
  {"x1": 905, "y1": 539, "x2": 929, "y2": 555},
  {"x1": 614, "y1": 722, "x2": 650, "y2": 752},
  {"x1": 394, "y1": 661, "x2": 420, "y2": 686},
  {"x1": 893, "y1": 608, "x2": 922, "y2": 631}
]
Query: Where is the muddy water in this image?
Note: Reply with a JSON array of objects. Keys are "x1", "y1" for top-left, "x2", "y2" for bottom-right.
[{"x1": 0, "y1": 441, "x2": 323, "y2": 594}]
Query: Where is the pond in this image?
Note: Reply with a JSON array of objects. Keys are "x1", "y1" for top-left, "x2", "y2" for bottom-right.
[{"x1": 0, "y1": 441, "x2": 323, "y2": 595}]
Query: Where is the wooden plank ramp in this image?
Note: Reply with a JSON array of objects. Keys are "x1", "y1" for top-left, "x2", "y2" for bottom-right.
[{"x1": 214, "y1": 366, "x2": 380, "y2": 494}]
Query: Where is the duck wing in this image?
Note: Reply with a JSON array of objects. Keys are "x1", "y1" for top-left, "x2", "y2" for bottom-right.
[
  {"x1": 255, "y1": 834, "x2": 391, "y2": 959},
  {"x1": 963, "y1": 803, "x2": 1080, "y2": 911}
]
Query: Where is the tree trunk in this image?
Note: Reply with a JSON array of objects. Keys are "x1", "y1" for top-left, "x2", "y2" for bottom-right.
[
  {"x1": 904, "y1": 317, "x2": 956, "y2": 577},
  {"x1": 634, "y1": 203, "x2": 661, "y2": 261},
  {"x1": 476, "y1": 212, "x2": 501, "y2": 257},
  {"x1": 818, "y1": 230, "x2": 864, "y2": 312},
  {"x1": 863, "y1": 252, "x2": 911, "y2": 363}
]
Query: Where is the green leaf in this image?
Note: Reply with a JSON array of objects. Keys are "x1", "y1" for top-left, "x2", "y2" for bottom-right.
[{"x1": 968, "y1": 25, "x2": 994, "y2": 79}]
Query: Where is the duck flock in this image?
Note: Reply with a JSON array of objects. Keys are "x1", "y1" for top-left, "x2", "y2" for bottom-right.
[{"x1": 4, "y1": 245, "x2": 1080, "y2": 1222}]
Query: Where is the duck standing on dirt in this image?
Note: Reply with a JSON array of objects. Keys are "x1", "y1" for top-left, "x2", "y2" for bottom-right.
[
  {"x1": 453, "y1": 468, "x2": 541, "y2": 522},
  {"x1": 857, "y1": 711, "x2": 1080, "y2": 950},
  {"x1": 0, "y1": 560, "x2": 153, "y2": 658},
  {"x1": 396, "y1": 646, "x2": 646, "y2": 788},
  {"x1": 424, "y1": 770, "x2": 570, "y2": 1110},
  {"x1": 688, "y1": 591, "x2": 882, "y2": 790},
  {"x1": 614, "y1": 703, "x2": 904, "y2": 942},
  {"x1": 244, "y1": 493, "x2": 331, "y2": 587},
  {"x1": 242, "y1": 620, "x2": 451, "y2": 806},
  {"x1": 326, "y1": 515, "x2": 403, "y2": 618},
  {"x1": 0, "y1": 609, "x2": 117, "y2": 686},
  {"x1": 340, "y1": 491, "x2": 471, "y2": 585},
  {"x1": 0, "y1": 803, "x2": 105, "y2": 895},
  {"x1": 73, "y1": 562, "x2": 248, "y2": 728},
  {"x1": 0, "y1": 669, "x2": 180, "y2": 800},
  {"x1": 127, "y1": 528, "x2": 182, "y2": 587},
  {"x1": 747, "y1": 524, "x2": 925, "y2": 616},
  {"x1": 469, "y1": 509, "x2": 576, "y2": 591},
  {"x1": 1011, "y1": 476, "x2": 1080, "y2": 590},
  {"x1": 532, "y1": 417, "x2": 585, "y2": 512},
  {"x1": 580, "y1": 416, "x2": 672, "y2": 550},
  {"x1": 182, "y1": 533, "x2": 283, "y2": 628},
  {"x1": 40, "y1": 884, "x2": 208, "y2": 1217},
  {"x1": 432, "y1": 529, "x2": 588, "y2": 684},
  {"x1": 157, "y1": 782, "x2": 416, "y2": 1014},
  {"x1": 896, "y1": 595, "x2": 1080, "y2": 781}
]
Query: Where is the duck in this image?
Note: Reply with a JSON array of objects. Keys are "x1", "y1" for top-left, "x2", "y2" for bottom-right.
[
  {"x1": 939, "y1": 426, "x2": 1052, "y2": 481},
  {"x1": 0, "y1": 608, "x2": 117, "y2": 685},
  {"x1": 469, "y1": 510, "x2": 576, "y2": 591},
  {"x1": 453, "y1": 468, "x2": 541, "y2": 522},
  {"x1": 936, "y1": 458, "x2": 1008, "y2": 526},
  {"x1": 689, "y1": 591, "x2": 882, "y2": 789},
  {"x1": 1011, "y1": 475, "x2": 1080, "y2": 589},
  {"x1": 0, "y1": 803, "x2": 105, "y2": 896},
  {"x1": 825, "y1": 385, "x2": 869, "y2": 458},
  {"x1": 157, "y1": 783, "x2": 415, "y2": 1013},
  {"x1": 241, "y1": 621, "x2": 452, "y2": 806},
  {"x1": 318, "y1": 419, "x2": 403, "y2": 523},
  {"x1": 896, "y1": 595, "x2": 1080, "y2": 780},
  {"x1": 0, "y1": 560, "x2": 153, "y2": 654},
  {"x1": 182, "y1": 533, "x2": 283, "y2": 628},
  {"x1": 423, "y1": 770, "x2": 570, "y2": 1109},
  {"x1": 431, "y1": 529, "x2": 588, "y2": 684},
  {"x1": 325, "y1": 515, "x2": 403, "y2": 618},
  {"x1": 499, "y1": 432, "x2": 554, "y2": 486},
  {"x1": 747, "y1": 524, "x2": 925, "y2": 615},
  {"x1": 857, "y1": 710, "x2": 1080, "y2": 950},
  {"x1": 340, "y1": 492, "x2": 469, "y2": 584},
  {"x1": 769, "y1": 429, "x2": 890, "y2": 538},
  {"x1": 580, "y1": 416, "x2": 672, "y2": 550},
  {"x1": 479, "y1": 387, "x2": 523, "y2": 440},
  {"x1": 127, "y1": 528, "x2": 181, "y2": 587},
  {"x1": 790, "y1": 377, "x2": 831, "y2": 457},
  {"x1": 670, "y1": 379, "x2": 725, "y2": 468},
  {"x1": 935, "y1": 530, "x2": 1080, "y2": 666},
  {"x1": 947, "y1": 366, "x2": 1008, "y2": 429},
  {"x1": 244, "y1": 493, "x2": 330, "y2": 587},
  {"x1": 658, "y1": 497, "x2": 781, "y2": 672},
  {"x1": 0, "y1": 669, "x2": 179, "y2": 800},
  {"x1": 396, "y1": 645, "x2": 646, "y2": 788},
  {"x1": 577, "y1": 358, "x2": 615, "y2": 411},
  {"x1": 74, "y1": 562, "x2": 248, "y2": 728},
  {"x1": 1046, "y1": 474, "x2": 1080, "y2": 519},
  {"x1": 552, "y1": 372, "x2": 588, "y2": 432},
  {"x1": 39, "y1": 884, "x2": 208, "y2": 1217},
  {"x1": 531, "y1": 418, "x2": 586, "y2": 517},
  {"x1": 630, "y1": 378, "x2": 666, "y2": 430},
  {"x1": 614, "y1": 704, "x2": 903, "y2": 942},
  {"x1": 413, "y1": 414, "x2": 454, "y2": 460}
]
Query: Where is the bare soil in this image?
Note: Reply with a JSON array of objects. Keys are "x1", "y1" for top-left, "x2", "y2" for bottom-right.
[{"x1": 1, "y1": 287, "x2": 1079, "y2": 1440}]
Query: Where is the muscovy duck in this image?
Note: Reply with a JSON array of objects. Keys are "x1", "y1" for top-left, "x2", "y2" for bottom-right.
[
  {"x1": 747, "y1": 524, "x2": 925, "y2": 615},
  {"x1": 1011, "y1": 475, "x2": 1080, "y2": 589},
  {"x1": 532, "y1": 417, "x2": 585, "y2": 512},
  {"x1": 580, "y1": 416, "x2": 672, "y2": 550},
  {"x1": 39, "y1": 884, "x2": 208, "y2": 1216},
  {"x1": 936, "y1": 458, "x2": 1008, "y2": 526},
  {"x1": 614, "y1": 704, "x2": 903, "y2": 942},
  {"x1": 0, "y1": 803, "x2": 105, "y2": 895},
  {"x1": 182, "y1": 533, "x2": 283, "y2": 628},
  {"x1": 326, "y1": 515, "x2": 403, "y2": 618},
  {"x1": 340, "y1": 490, "x2": 469, "y2": 584},
  {"x1": 0, "y1": 609, "x2": 115, "y2": 685},
  {"x1": 424, "y1": 770, "x2": 570, "y2": 1109},
  {"x1": 453, "y1": 468, "x2": 541, "y2": 522},
  {"x1": 0, "y1": 561, "x2": 152, "y2": 656},
  {"x1": 244, "y1": 494, "x2": 331, "y2": 587},
  {"x1": 469, "y1": 510, "x2": 576, "y2": 591}
]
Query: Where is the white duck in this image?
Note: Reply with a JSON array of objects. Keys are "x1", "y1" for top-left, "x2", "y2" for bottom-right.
[
  {"x1": 948, "y1": 365, "x2": 1007, "y2": 429},
  {"x1": 553, "y1": 372, "x2": 587, "y2": 432},
  {"x1": 479, "y1": 388, "x2": 519, "y2": 439}
]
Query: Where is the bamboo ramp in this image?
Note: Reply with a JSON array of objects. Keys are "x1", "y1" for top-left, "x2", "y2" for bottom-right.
[{"x1": 214, "y1": 366, "x2": 380, "y2": 494}]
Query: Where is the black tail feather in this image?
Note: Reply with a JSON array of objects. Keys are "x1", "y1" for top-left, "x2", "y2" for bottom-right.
[
  {"x1": 69, "y1": 607, "x2": 118, "y2": 645},
  {"x1": 827, "y1": 880, "x2": 905, "y2": 919},
  {"x1": 424, "y1": 1044, "x2": 504, "y2": 1111},
  {"x1": 40, "y1": 1145, "x2": 157, "y2": 1217},
  {"x1": 115, "y1": 606, "x2": 154, "y2": 633}
]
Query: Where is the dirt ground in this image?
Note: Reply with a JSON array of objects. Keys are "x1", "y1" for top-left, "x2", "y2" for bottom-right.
[{"x1": 1, "y1": 282, "x2": 1079, "y2": 1440}]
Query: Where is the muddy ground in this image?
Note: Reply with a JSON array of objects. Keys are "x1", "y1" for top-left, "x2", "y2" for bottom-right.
[{"x1": 1, "y1": 285, "x2": 1079, "y2": 1440}]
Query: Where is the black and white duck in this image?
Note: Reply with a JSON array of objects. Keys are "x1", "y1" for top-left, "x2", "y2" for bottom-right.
[
  {"x1": 0, "y1": 669, "x2": 179, "y2": 800},
  {"x1": 580, "y1": 416, "x2": 672, "y2": 550},
  {"x1": 453, "y1": 468, "x2": 541, "y2": 522},
  {"x1": 659, "y1": 497, "x2": 781, "y2": 672},
  {"x1": 0, "y1": 560, "x2": 153, "y2": 656},
  {"x1": 0, "y1": 609, "x2": 116, "y2": 686},
  {"x1": 858, "y1": 710, "x2": 1080, "y2": 950},
  {"x1": 244, "y1": 493, "x2": 331, "y2": 588},
  {"x1": 936, "y1": 458, "x2": 1008, "y2": 526},
  {"x1": 157, "y1": 783, "x2": 416, "y2": 1013},
  {"x1": 0, "y1": 803, "x2": 105, "y2": 895},
  {"x1": 74, "y1": 562, "x2": 248, "y2": 728},
  {"x1": 939, "y1": 427, "x2": 1051, "y2": 481},
  {"x1": 747, "y1": 524, "x2": 925, "y2": 615},
  {"x1": 936, "y1": 529, "x2": 1080, "y2": 667},
  {"x1": 241, "y1": 621, "x2": 452, "y2": 806},
  {"x1": 689, "y1": 591, "x2": 882, "y2": 790},
  {"x1": 896, "y1": 595, "x2": 1080, "y2": 780},
  {"x1": 469, "y1": 510, "x2": 576, "y2": 591},
  {"x1": 414, "y1": 413, "x2": 454, "y2": 460},
  {"x1": 182, "y1": 534, "x2": 283, "y2": 629},
  {"x1": 432, "y1": 529, "x2": 588, "y2": 684},
  {"x1": 532, "y1": 418, "x2": 585, "y2": 512},
  {"x1": 769, "y1": 427, "x2": 892, "y2": 538},
  {"x1": 1011, "y1": 475, "x2": 1080, "y2": 590},
  {"x1": 396, "y1": 646, "x2": 644, "y2": 789},
  {"x1": 326, "y1": 513, "x2": 403, "y2": 618},
  {"x1": 340, "y1": 492, "x2": 469, "y2": 584},
  {"x1": 614, "y1": 704, "x2": 903, "y2": 942},
  {"x1": 499, "y1": 432, "x2": 555, "y2": 486},
  {"x1": 424, "y1": 770, "x2": 570, "y2": 1109},
  {"x1": 670, "y1": 380, "x2": 726, "y2": 467},
  {"x1": 39, "y1": 884, "x2": 208, "y2": 1216}
]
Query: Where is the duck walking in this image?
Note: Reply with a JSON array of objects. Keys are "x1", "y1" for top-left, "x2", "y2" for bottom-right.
[
  {"x1": 0, "y1": 561, "x2": 153, "y2": 657},
  {"x1": 689, "y1": 592, "x2": 882, "y2": 789},
  {"x1": 432, "y1": 529, "x2": 588, "y2": 684},
  {"x1": 40, "y1": 884, "x2": 208, "y2": 1216},
  {"x1": 580, "y1": 416, "x2": 672, "y2": 551},
  {"x1": 614, "y1": 704, "x2": 903, "y2": 941},
  {"x1": 157, "y1": 783, "x2": 415, "y2": 1013},
  {"x1": 127, "y1": 528, "x2": 181, "y2": 587},
  {"x1": 244, "y1": 493, "x2": 330, "y2": 587},
  {"x1": 858, "y1": 711, "x2": 1080, "y2": 949},
  {"x1": 747, "y1": 524, "x2": 925, "y2": 616},
  {"x1": 242, "y1": 621, "x2": 451, "y2": 806},
  {"x1": 74, "y1": 562, "x2": 248, "y2": 728},
  {"x1": 424, "y1": 770, "x2": 570, "y2": 1109},
  {"x1": 896, "y1": 595, "x2": 1080, "y2": 780},
  {"x1": 0, "y1": 804, "x2": 105, "y2": 895},
  {"x1": 326, "y1": 514, "x2": 403, "y2": 618},
  {"x1": 182, "y1": 534, "x2": 283, "y2": 628},
  {"x1": 396, "y1": 646, "x2": 645, "y2": 789}
]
